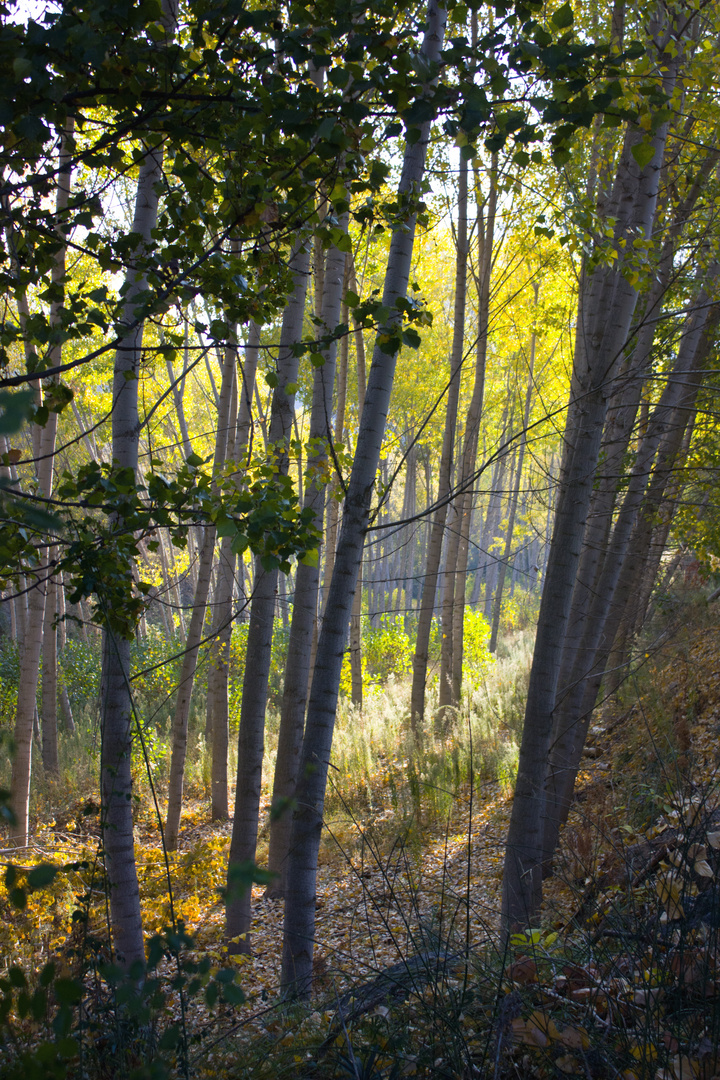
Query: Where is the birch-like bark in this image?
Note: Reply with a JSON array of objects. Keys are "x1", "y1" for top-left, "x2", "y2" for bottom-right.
[
  {"x1": 209, "y1": 321, "x2": 261, "y2": 822},
  {"x1": 9, "y1": 121, "x2": 73, "y2": 843},
  {"x1": 100, "y1": 0, "x2": 177, "y2": 970},
  {"x1": 102, "y1": 159, "x2": 168, "y2": 965},
  {"x1": 410, "y1": 146, "x2": 464, "y2": 736},
  {"x1": 281, "y1": 0, "x2": 447, "y2": 996},
  {"x1": 436, "y1": 152, "x2": 468, "y2": 725},
  {"x1": 543, "y1": 294, "x2": 717, "y2": 864},
  {"x1": 553, "y1": 157, "x2": 713, "y2": 693},
  {"x1": 224, "y1": 240, "x2": 311, "y2": 941},
  {"x1": 41, "y1": 566, "x2": 59, "y2": 775},
  {"x1": 348, "y1": 255, "x2": 366, "y2": 705},
  {"x1": 447, "y1": 159, "x2": 495, "y2": 704},
  {"x1": 164, "y1": 343, "x2": 236, "y2": 850},
  {"x1": 261, "y1": 227, "x2": 347, "y2": 903},
  {"x1": 489, "y1": 334, "x2": 536, "y2": 653},
  {"x1": 501, "y1": 52, "x2": 678, "y2": 930},
  {"x1": 321, "y1": 281, "x2": 349, "y2": 597}
]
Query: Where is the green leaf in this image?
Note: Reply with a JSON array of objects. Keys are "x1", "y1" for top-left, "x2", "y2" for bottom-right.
[
  {"x1": 0, "y1": 389, "x2": 35, "y2": 437},
  {"x1": 158, "y1": 1024, "x2": 181, "y2": 1050},
  {"x1": 631, "y1": 141, "x2": 656, "y2": 170},
  {"x1": 551, "y1": 3, "x2": 574, "y2": 28},
  {"x1": 221, "y1": 982, "x2": 246, "y2": 1005},
  {"x1": 13, "y1": 56, "x2": 33, "y2": 79},
  {"x1": 300, "y1": 548, "x2": 319, "y2": 567},
  {"x1": 27, "y1": 863, "x2": 59, "y2": 890},
  {"x1": 10, "y1": 887, "x2": 27, "y2": 910}
]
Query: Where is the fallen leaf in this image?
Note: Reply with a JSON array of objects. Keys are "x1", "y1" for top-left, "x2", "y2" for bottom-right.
[
  {"x1": 508, "y1": 956, "x2": 538, "y2": 984},
  {"x1": 558, "y1": 1024, "x2": 590, "y2": 1051},
  {"x1": 671, "y1": 1056, "x2": 699, "y2": 1080}
]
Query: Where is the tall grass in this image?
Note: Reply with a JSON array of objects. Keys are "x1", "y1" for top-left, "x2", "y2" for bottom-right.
[{"x1": 324, "y1": 629, "x2": 532, "y2": 827}]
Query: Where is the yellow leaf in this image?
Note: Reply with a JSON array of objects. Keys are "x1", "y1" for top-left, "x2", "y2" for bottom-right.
[
  {"x1": 671, "y1": 1056, "x2": 699, "y2": 1080},
  {"x1": 694, "y1": 859, "x2": 713, "y2": 878},
  {"x1": 528, "y1": 1012, "x2": 562, "y2": 1041},
  {"x1": 556, "y1": 1055, "x2": 580, "y2": 1073},
  {"x1": 559, "y1": 1025, "x2": 590, "y2": 1051}
]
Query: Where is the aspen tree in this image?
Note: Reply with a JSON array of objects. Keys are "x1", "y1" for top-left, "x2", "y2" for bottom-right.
[
  {"x1": 281, "y1": 0, "x2": 447, "y2": 996},
  {"x1": 410, "y1": 137, "x2": 464, "y2": 738},
  {"x1": 502, "y1": 19, "x2": 680, "y2": 929},
  {"x1": 223, "y1": 239, "x2": 313, "y2": 940},
  {"x1": 9, "y1": 121, "x2": 73, "y2": 844},
  {"x1": 229, "y1": 223, "x2": 347, "y2": 933},
  {"x1": 101, "y1": 0, "x2": 177, "y2": 967}
]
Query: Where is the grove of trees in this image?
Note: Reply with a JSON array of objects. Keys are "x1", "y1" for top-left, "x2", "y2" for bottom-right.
[{"x1": 1, "y1": 0, "x2": 719, "y2": 1020}]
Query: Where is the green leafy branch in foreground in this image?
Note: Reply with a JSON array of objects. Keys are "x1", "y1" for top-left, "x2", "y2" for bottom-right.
[{"x1": 0, "y1": 447, "x2": 319, "y2": 640}]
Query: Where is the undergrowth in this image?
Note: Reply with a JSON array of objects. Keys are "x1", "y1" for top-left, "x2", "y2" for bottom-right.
[{"x1": 2, "y1": 592, "x2": 719, "y2": 1079}]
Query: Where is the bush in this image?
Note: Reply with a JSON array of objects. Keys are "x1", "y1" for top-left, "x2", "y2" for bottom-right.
[{"x1": 364, "y1": 616, "x2": 413, "y2": 683}]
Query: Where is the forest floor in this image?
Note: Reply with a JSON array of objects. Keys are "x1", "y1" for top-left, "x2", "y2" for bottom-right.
[{"x1": 3, "y1": 611, "x2": 720, "y2": 1077}]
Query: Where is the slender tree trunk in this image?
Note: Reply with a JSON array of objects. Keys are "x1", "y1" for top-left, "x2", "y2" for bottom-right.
[
  {"x1": 542, "y1": 295, "x2": 717, "y2": 865},
  {"x1": 410, "y1": 152, "x2": 464, "y2": 736},
  {"x1": 552, "y1": 157, "x2": 712, "y2": 693},
  {"x1": 436, "y1": 152, "x2": 469, "y2": 726},
  {"x1": 99, "y1": 1, "x2": 177, "y2": 970},
  {"x1": 9, "y1": 122, "x2": 74, "y2": 843},
  {"x1": 102, "y1": 156, "x2": 171, "y2": 967},
  {"x1": 208, "y1": 321, "x2": 261, "y2": 822},
  {"x1": 225, "y1": 239, "x2": 313, "y2": 941},
  {"x1": 281, "y1": 0, "x2": 447, "y2": 996},
  {"x1": 164, "y1": 343, "x2": 236, "y2": 850},
  {"x1": 322, "y1": 278, "x2": 349, "y2": 597},
  {"x1": 41, "y1": 566, "x2": 59, "y2": 776},
  {"x1": 400, "y1": 442, "x2": 418, "y2": 628},
  {"x1": 447, "y1": 160, "x2": 496, "y2": 703},
  {"x1": 502, "y1": 65, "x2": 677, "y2": 930},
  {"x1": 263, "y1": 226, "x2": 347, "y2": 901},
  {"x1": 490, "y1": 309, "x2": 537, "y2": 653},
  {"x1": 349, "y1": 253, "x2": 367, "y2": 707}
]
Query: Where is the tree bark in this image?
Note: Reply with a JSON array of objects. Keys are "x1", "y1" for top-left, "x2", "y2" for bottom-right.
[
  {"x1": 41, "y1": 566, "x2": 59, "y2": 776},
  {"x1": 101, "y1": 2, "x2": 177, "y2": 967},
  {"x1": 436, "y1": 151, "x2": 469, "y2": 726},
  {"x1": 410, "y1": 145, "x2": 464, "y2": 737},
  {"x1": 447, "y1": 158, "x2": 496, "y2": 703},
  {"x1": 489, "y1": 301, "x2": 537, "y2": 653},
  {"x1": 263, "y1": 224, "x2": 347, "y2": 900},
  {"x1": 224, "y1": 239, "x2": 314, "y2": 943},
  {"x1": 280, "y1": 0, "x2": 447, "y2": 996},
  {"x1": 543, "y1": 291, "x2": 718, "y2": 865},
  {"x1": 208, "y1": 321, "x2": 261, "y2": 823},
  {"x1": 9, "y1": 121, "x2": 74, "y2": 843},
  {"x1": 501, "y1": 63, "x2": 677, "y2": 931}
]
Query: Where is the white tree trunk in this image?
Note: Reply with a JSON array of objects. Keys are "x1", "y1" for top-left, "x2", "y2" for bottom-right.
[
  {"x1": 280, "y1": 0, "x2": 447, "y2": 996},
  {"x1": 101, "y1": 1, "x2": 177, "y2": 962},
  {"x1": 224, "y1": 240, "x2": 311, "y2": 944},
  {"x1": 501, "y1": 52, "x2": 678, "y2": 930},
  {"x1": 265, "y1": 228, "x2": 347, "y2": 897},
  {"x1": 9, "y1": 121, "x2": 74, "y2": 843},
  {"x1": 165, "y1": 343, "x2": 236, "y2": 850}
]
